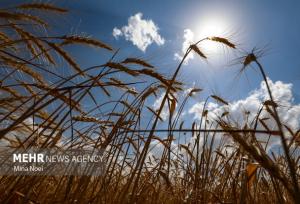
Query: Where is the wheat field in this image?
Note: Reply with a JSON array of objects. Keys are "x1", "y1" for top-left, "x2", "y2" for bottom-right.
[{"x1": 0, "y1": 3, "x2": 299, "y2": 204}]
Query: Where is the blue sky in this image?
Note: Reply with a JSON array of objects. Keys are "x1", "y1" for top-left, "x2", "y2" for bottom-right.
[
  {"x1": 55, "y1": 0, "x2": 300, "y2": 102},
  {"x1": 3, "y1": 0, "x2": 299, "y2": 101},
  {"x1": 2, "y1": 0, "x2": 300, "y2": 151},
  {"x1": 58, "y1": 0, "x2": 300, "y2": 134},
  {"x1": 2, "y1": 0, "x2": 300, "y2": 116}
]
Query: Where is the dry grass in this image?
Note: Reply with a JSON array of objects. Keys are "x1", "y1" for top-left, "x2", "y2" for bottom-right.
[{"x1": 0, "y1": 2, "x2": 299, "y2": 204}]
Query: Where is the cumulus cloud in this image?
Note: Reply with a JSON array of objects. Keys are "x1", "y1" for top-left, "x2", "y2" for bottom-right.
[
  {"x1": 151, "y1": 84, "x2": 197, "y2": 121},
  {"x1": 112, "y1": 13, "x2": 165, "y2": 52},
  {"x1": 153, "y1": 92, "x2": 168, "y2": 120},
  {"x1": 174, "y1": 29, "x2": 195, "y2": 64},
  {"x1": 188, "y1": 78, "x2": 300, "y2": 151},
  {"x1": 0, "y1": 118, "x2": 62, "y2": 148},
  {"x1": 189, "y1": 78, "x2": 300, "y2": 128},
  {"x1": 112, "y1": 28, "x2": 122, "y2": 39},
  {"x1": 152, "y1": 92, "x2": 178, "y2": 121}
]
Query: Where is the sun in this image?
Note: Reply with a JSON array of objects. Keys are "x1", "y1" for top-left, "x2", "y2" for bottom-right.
[{"x1": 195, "y1": 17, "x2": 230, "y2": 53}]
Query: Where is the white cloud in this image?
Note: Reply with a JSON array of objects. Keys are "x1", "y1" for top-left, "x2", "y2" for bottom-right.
[
  {"x1": 189, "y1": 78, "x2": 300, "y2": 128},
  {"x1": 153, "y1": 92, "x2": 178, "y2": 121},
  {"x1": 112, "y1": 13, "x2": 165, "y2": 52},
  {"x1": 174, "y1": 29, "x2": 195, "y2": 64},
  {"x1": 112, "y1": 28, "x2": 122, "y2": 39},
  {"x1": 151, "y1": 84, "x2": 198, "y2": 122},
  {"x1": 1, "y1": 118, "x2": 61, "y2": 148},
  {"x1": 188, "y1": 78, "x2": 300, "y2": 152},
  {"x1": 153, "y1": 92, "x2": 168, "y2": 120}
]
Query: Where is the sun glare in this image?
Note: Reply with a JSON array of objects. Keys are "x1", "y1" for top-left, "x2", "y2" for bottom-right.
[{"x1": 195, "y1": 18, "x2": 230, "y2": 53}]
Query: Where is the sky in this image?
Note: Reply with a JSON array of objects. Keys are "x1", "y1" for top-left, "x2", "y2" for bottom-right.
[
  {"x1": 63, "y1": 0, "x2": 300, "y2": 127},
  {"x1": 2, "y1": 0, "x2": 300, "y2": 152},
  {"x1": 58, "y1": 0, "x2": 300, "y2": 100},
  {"x1": 3, "y1": 0, "x2": 299, "y2": 99}
]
